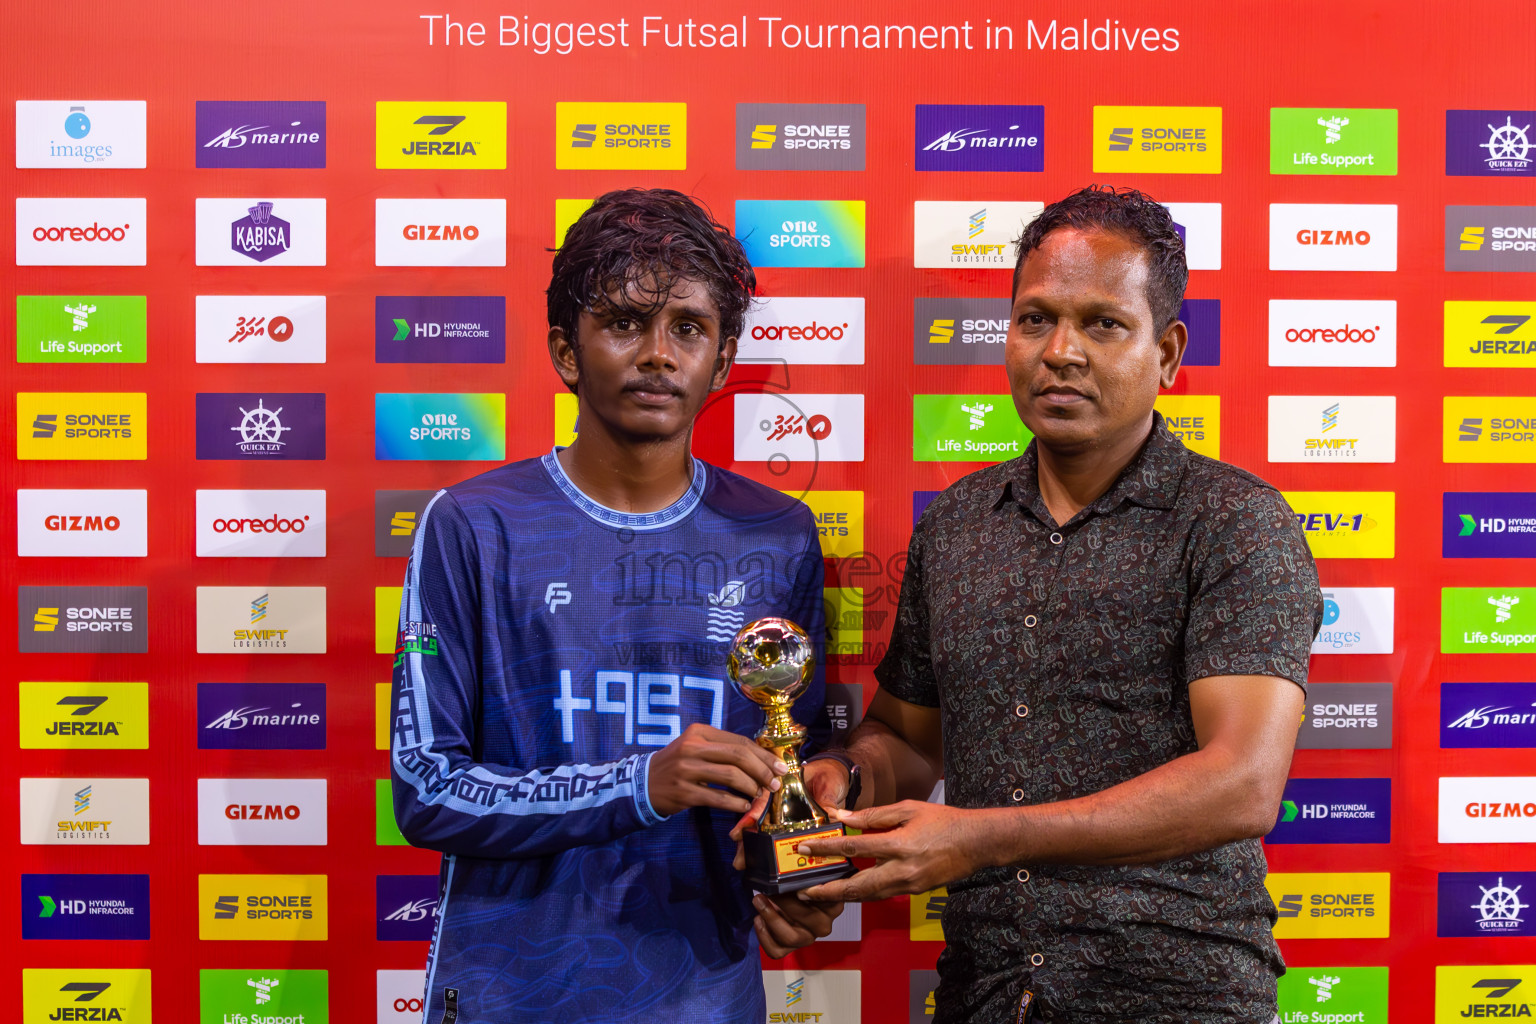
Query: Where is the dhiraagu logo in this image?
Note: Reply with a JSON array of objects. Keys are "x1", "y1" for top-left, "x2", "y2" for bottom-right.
[
  {"x1": 1442, "y1": 588, "x2": 1536, "y2": 653},
  {"x1": 1277, "y1": 966, "x2": 1388, "y2": 1024},
  {"x1": 199, "y1": 968, "x2": 328, "y2": 1024},
  {"x1": 17, "y1": 296, "x2": 147, "y2": 363},
  {"x1": 1283, "y1": 492, "x2": 1395, "y2": 558},
  {"x1": 375, "y1": 393, "x2": 505, "y2": 460},
  {"x1": 913, "y1": 394, "x2": 1032, "y2": 463},
  {"x1": 735, "y1": 200, "x2": 866, "y2": 268}
]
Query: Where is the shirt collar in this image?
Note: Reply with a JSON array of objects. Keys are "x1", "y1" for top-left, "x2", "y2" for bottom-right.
[{"x1": 995, "y1": 411, "x2": 1187, "y2": 523}]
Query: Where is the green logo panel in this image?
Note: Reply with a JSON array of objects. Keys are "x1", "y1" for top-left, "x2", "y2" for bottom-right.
[
  {"x1": 913, "y1": 394, "x2": 1033, "y2": 463},
  {"x1": 1277, "y1": 966, "x2": 1387, "y2": 1024},
  {"x1": 1271, "y1": 108, "x2": 1398, "y2": 175},
  {"x1": 376, "y1": 778, "x2": 409, "y2": 845},
  {"x1": 1442, "y1": 586, "x2": 1536, "y2": 652},
  {"x1": 200, "y1": 968, "x2": 328, "y2": 1024},
  {"x1": 17, "y1": 295, "x2": 147, "y2": 363}
]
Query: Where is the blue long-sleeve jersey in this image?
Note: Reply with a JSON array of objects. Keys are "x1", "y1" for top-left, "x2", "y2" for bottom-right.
[{"x1": 390, "y1": 449, "x2": 828, "y2": 1024}]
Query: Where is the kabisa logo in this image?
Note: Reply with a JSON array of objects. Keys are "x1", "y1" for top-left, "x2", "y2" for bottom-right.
[
  {"x1": 1445, "y1": 302, "x2": 1536, "y2": 368},
  {"x1": 556, "y1": 101, "x2": 686, "y2": 169},
  {"x1": 230, "y1": 201, "x2": 290, "y2": 262},
  {"x1": 912, "y1": 297, "x2": 1012, "y2": 366},
  {"x1": 196, "y1": 489, "x2": 326, "y2": 558},
  {"x1": 198, "y1": 683, "x2": 325, "y2": 751},
  {"x1": 1442, "y1": 683, "x2": 1536, "y2": 749},
  {"x1": 19, "y1": 683, "x2": 148, "y2": 750},
  {"x1": 22, "y1": 970, "x2": 152, "y2": 1023},
  {"x1": 1436, "y1": 967, "x2": 1536, "y2": 1021},
  {"x1": 1269, "y1": 778, "x2": 1391, "y2": 844},
  {"x1": 15, "y1": 198, "x2": 147, "y2": 267},
  {"x1": 1298, "y1": 683, "x2": 1394, "y2": 750},
  {"x1": 1444, "y1": 493, "x2": 1536, "y2": 558},
  {"x1": 17, "y1": 586, "x2": 147, "y2": 654},
  {"x1": 375, "y1": 296, "x2": 506, "y2": 364},
  {"x1": 914, "y1": 104, "x2": 1044, "y2": 172},
  {"x1": 197, "y1": 778, "x2": 328, "y2": 846},
  {"x1": 1266, "y1": 872, "x2": 1391, "y2": 938},
  {"x1": 198, "y1": 874, "x2": 329, "y2": 941},
  {"x1": 1441, "y1": 588, "x2": 1536, "y2": 653},
  {"x1": 375, "y1": 393, "x2": 507, "y2": 461},
  {"x1": 1445, "y1": 398, "x2": 1536, "y2": 463},
  {"x1": 195, "y1": 295, "x2": 326, "y2": 365},
  {"x1": 913, "y1": 394, "x2": 1033, "y2": 463},
  {"x1": 16, "y1": 489, "x2": 148, "y2": 558},
  {"x1": 377, "y1": 875, "x2": 440, "y2": 941},
  {"x1": 196, "y1": 100, "x2": 326, "y2": 168},
  {"x1": 1438, "y1": 873, "x2": 1536, "y2": 938},
  {"x1": 1312, "y1": 588, "x2": 1394, "y2": 655},
  {"x1": 1447, "y1": 110, "x2": 1536, "y2": 177},
  {"x1": 376, "y1": 101, "x2": 507, "y2": 168},
  {"x1": 16, "y1": 295, "x2": 148, "y2": 364},
  {"x1": 735, "y1": 200, "x2": 866, "y2": 269},
  {"x1": 1447, "y1": 206, "x2": 1536, "y2": 272},
  {"x1": 195, "y1": 586, "x2": 327, "y2": 654},
  {"x1": 1439, "y1": 777, "x2": 1536, "y2": 843},
  {"x1": 194, "y1": 393, "x2": 326, "y2": 461},
  {"x1": 1092, "y1": 105, "x2": 1222, "y2": 173},
  {"x1": 912, "y1": 200, "x2": 1043, "y2": 269},
  {"x1": 15, "y1": 100, "x2": 147, "y2": 168},
  {"x1": 739, "y1": 297, "x2": 866, "y2": 366},
  {"x1": 21, "y1": 873, "x2": 151, "y2": 941},
  {"x1": 1270, "y1": 107, "x2": 1398, "y2": 175},
  {"x1": 1269, "y1": 204, "x2": 1398, "y2": 271},
  {"x1": 19, "y1": 777, "x2": 149, "y2": 846},
  {"x1": 736, "y1": 103, "x2": 865, "y2": 170},
  {"x1": 1283, "y1": 491, "x2": 1396, "y2": 558},
  {"x1": 195, "y1": 197, "x2": 326, "y2": 266}
]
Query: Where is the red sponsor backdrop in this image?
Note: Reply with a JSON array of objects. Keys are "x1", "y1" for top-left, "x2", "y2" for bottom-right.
[{"x1": 4, "y1": 0, "x2": 1535, "y2": 1020}]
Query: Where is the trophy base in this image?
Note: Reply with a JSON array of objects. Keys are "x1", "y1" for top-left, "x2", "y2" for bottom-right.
[{"x1": 742, "y1": 822, "x2": 856, "y2": 895}]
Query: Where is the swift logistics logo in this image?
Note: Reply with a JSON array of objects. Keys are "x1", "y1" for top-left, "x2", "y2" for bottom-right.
[
  {"x1": 913, "y1": 297, "x2": 1012, "y2": 365},
  {"x1": 913, "y1": 394, "x2": 1032, "y2": 463},
  {"x1": 375, "y1": 393, "x2": 507, "y2": 460},
  {"x1": 1268, "y1": 299, "x2": 1398, "y2": 368},
  {"x1": 556, "y1": 101, "x2": 686, "y2": 169},
  {"x1": 1092, "y1": 105, "x2": 1221, "y2": 173},
  {"x1": 914, "y1": 104, "x2": 1044, "y2": 172},
  {"x1": 194, "y1": 295, "x2": 326, "y2": 364},
  {"x1": 375, "y1": 198, "x2": 507, "y2": 266},
  {"x1": 21, "y1": 873, "x2": 151, "y2": 940},
  {"x1": 17, "y1": 586, "x2": 147, "y2": 654},
  {"x1": 1313, "y1": 588, "x2": 1394, "y2": 654},
  {"x1": 194, "y1": 197, "x2": 326, "y2": 266},
  {"x1": 17, "y1": 392, "x2": 146, "y2": 461},
  {"x1": 1269, "y1": 204, "x2": 1398, "y2": 271},
  {"x1": 736, "y1": 102, "x2": 865, "y2": 170},
  {"x1": 22, "y1": 969, "x2": 152, "y2": 1023},
  {"x1": 1298, "y1": 683, "x2": 1394, "y2": 750},
  {"x1": 15, "y1": 100, "x2": 147, "y2": 168},
  {"x1": 196, "y1": 100, "x2": 325, "y2": 168},
  {"x1": 913, "y1": 200, "x2": 1043, "y2": 268},
  {"x1": 1445, "y1": 493, "x2": 1536, "y2": 557},
  {"x1": 1439, "y1": 777, "x2": 1536, "y2": 843},
  {"x1": 196, "y1": 489, "x2": 326, "y2": 558},
  {"x1": 735, "y1": 199, "x2": 866, "y2": 268},
  {"x1": 1155, "y1": 395, "x2": 1220, "y2": 459},
  {"x1": 195, "y1": 393, "x2": 326, "y2": 460},
  {"x1": 375, "y1": 296, "x2": 505, "y2": 363},
  {"x1": 1269, "y1": 778, "x2": 1391, "y2": 844},
  {"x1": 1276, "y1": 967, "x2": 1388, "y2": 1024},
  {"x1": 375, "y1": 101, "x2": 506, "y2": 168},
  {"x1": 19, "y1": 777, "x2": 150, "y2": 845},
  {"x1": 198, "y1": 682, "x2": 326, "y2": 750},
  {"x1": 16, "y1": 295, "x2": 146, "y2": 363},
  {"x1": 1445, "y1": 397, "x2": 1536, "y2": 463},
  {"x1": 1266, "y1": 872, "x2": 1390, "y2": 939},
  {"x1": 1447, "y1": 109, "x2": 1536, "y2": 176},
  {"x1": 198, "y1": 874, "x2": 328, "y2": 941},
  {"x1": 1267, "y1": 396, "x2": 1397, "y2": 463},
  {"x1": 15, "y1": 197, "x2": 147, "y2": 266},
  {"x1": 19, "y1": 682, "x2": 149, "y2": 750},
  {"x1": 1283, "y1": 491, "x2": 1396, "y2": 559},
  {"x1": 1447, "y1": 205, "x2": 1536, "y2": 272},
  {"x1": 16, "y1": 489, "x2": 148, "y2": 557},
  {"x1": 1270, "y1": 107, "x2": 1398, "y2": 175},
  {"x1": 740, "y1": 297, "x2": 865, "y2": 365},
  {"x1": 374, "y1": 490, "x2": 435, "y2": 557},
  {"x1": 195, "y1": 586, "x2": 327, "y2": 653},
  {"x1": 197, "y1": 778, "x2": 328, "y2": 846},
  {"x1": 762, "y1": 970, "x2": 861, "y2": 1023},
  {"x1": 1439, "y1": 873, "x2": 1536, "y2": 937},
  {"x1": 1442, "y1": 683, "x2": 1536, "y2": 749},
  {"x1": 376, "y1": 875, "x2": 439, "y2": 941},
  {"x1": 1445, "y1": 301, "x2": 1536, "y2": 368},
  {"x1": 199, "y1": 969, "x2": 328, "y2": 1024},
  {"x1": 1436, "y1": 966, "x2": 1536, "y2": 1022},
  {"x1": 733, "y1": 393, "x2": 865, "y2": 462},
  {"x1": 1442, "y1": 588, "x2": 1536, "y2": 653}
]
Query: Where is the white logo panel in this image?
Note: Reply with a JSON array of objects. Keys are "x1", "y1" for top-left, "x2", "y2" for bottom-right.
[
  {"x1": 17, "y1": 489, "x2": 148, "y2": 557},
  {"x1": 195, "y1": 295, "x2": 327, "y2": 363},
  {"x1": 195, "y1": 586, "x2": 328, "y2": 654},
  {"x1": 194, "y1": 197, "x2": 327, "y2": 266},
  {"x1": 19, "y1": 777, "x2": 149, "y2": 845},
  {"x1": 377, "y1": 970, "x2": 427, "y2": 1023},
  {"x1": 1162, "y1": 202, "x2": 1222, "y2": 270},
  {"x1": 913, "y1": 200, "x2": 1043, "y2": 268},
  {"x1": 375, "y1": 198, "x2": 507, "y2": 267},
  {"x1": 1440, "y1": 777, "x2": 1536, "y2": 843},
  {"x1": 739, "y1": 298, "x2": 865, "y2": 366},
  {"x1": 15, "y1": 101, "x2": 147, "y2": 168},
  {"x1": 1267, "y1": 396, "x2": 1397, "y2": 463},
  {"x1": 1313, "y1": 587, "x2": 1394, "y2": 655},
  {"x1": 761, "y1": 970, "x2": 860, "y2": 1023},
  {"x1": 734, "y1": 393, "x2": 865, "y2": 463},
  {"x1": 1269, "y1": 203, "x2": 1398, "y2": 271},
  {"x1": 16, "y1": 197, "x2": 146, "y2": 266},
  {"x1": 196, "y1": 490, "x2": 327, "y2": 558},
  {"x1": 1268, "y1": 300, "x2": 1398, "y2": 367},
  {"x1": 197, "y1": 778, "x2": 328, "y2": 846}
]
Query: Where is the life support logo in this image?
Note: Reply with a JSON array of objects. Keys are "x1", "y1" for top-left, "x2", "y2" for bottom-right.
[
  {"x1": 556, "y1": 101, "x2": 686, "y2": 169},
  {"x1": 15, "y1": 197, "x2": 147, "y2": 266},
  {"x1": 1092, "y1": 105, "x2": 1222, "y2": 173}
]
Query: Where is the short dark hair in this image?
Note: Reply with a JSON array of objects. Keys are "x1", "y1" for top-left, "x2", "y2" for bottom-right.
[
  {"x1": 1012, "y1": 184, "x2": 1188, "y2": 334},
  {"x1": 547, "y1": 188, "x2": 756, "y2": 346}
]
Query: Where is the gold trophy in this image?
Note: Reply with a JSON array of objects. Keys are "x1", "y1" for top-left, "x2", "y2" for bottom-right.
[{"x1": 730, "y1": 617, "x2": 856, "y2": 894}]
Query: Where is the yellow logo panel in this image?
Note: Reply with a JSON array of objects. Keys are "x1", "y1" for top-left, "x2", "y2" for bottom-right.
[
  {"x1": 555, "y1": 198, "x2": 595, "y2": 247},
  {"x1": 1436, "y1": 965, "x2": 1536, "y2": 1022},
  {"x1": 1444, "y1": 301, "x2": 1536, "y2": 367},
  {"x1": 24, "y1": 968, "x2": 151, "y2": 1023},
  {"x1": 788, "y1": 490, "x2": 864, "y2": 559},
  {"x1": 1093, "y1": 106, "x2": 1222, "y2": 173},
  {"x1": 19, "y1": 682, "x2": 148, "y2": 749},
  {"x1": 1156, "y1": 395, "x2": 1220, "y2": 460},
  {"x1": 375, "y1": 101, "x2": 507, "y2": 169},
  {"x1": 198, "y1": 874, "x2": 328, "y2": 940},
  {"x1": 1445, "y1": 396, "x2": 1536, "y2": 462},
  {"x1": 17, "y1": 392, "x2": 146, "y2": 460},
  {"x1": 554, "y1": 392, "x2": 579, "y2": 446},
  {"x1": 824, "y1": 586, "x2": 866, "y2": 656},
  {"x1": 1266, "y1": 872, "x2": 1389, "y2": 938},
  {"x1": 910, "y1": 887, "x2": 947, "y2": 941},
  {"x1": 375, "y1": 586, "x2": 403, "y2": 655},
  {"x1": 556, "y1": 102, "x2": 686, "y2": 170},
  {"x1": 1283, "y1": 491, "x2": 1395, "y2": 559},
  {"x1": 376, "y1": 682, "x2": 391, "y2": 751}
]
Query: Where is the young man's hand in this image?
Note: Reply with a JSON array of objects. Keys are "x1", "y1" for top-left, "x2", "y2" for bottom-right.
[{"x1": 646, "y1": 723, "x2": 788, "y2": 817}]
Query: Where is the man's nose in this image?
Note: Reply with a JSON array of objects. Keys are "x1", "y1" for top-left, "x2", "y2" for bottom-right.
[
  {"x1": 1041, "y1": 323, "x2": 1088, "y2": 368},
  {"x1": 635, "y1": 324, "x2": 680, "y2": 371}
]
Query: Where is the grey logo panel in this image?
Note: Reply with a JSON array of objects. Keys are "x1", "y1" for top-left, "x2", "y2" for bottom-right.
[
  {"x1": 824, "y1": 682, "x2": 864, "y2": 744},
  {"x1": 914, "y1": 297, "x2": 1012, "y2": 365},
  {"x1": 736, "y1": 103, "x2": 866, "y2": 171},
  {"x1": 18, "y1": 585, "x2": 148, "y2": 653},
  {"x1": 1296, "y1": 682, "x2": 1393, "y2": 749},
  {"x1": 1446, "y1": 205, "x2": 1536, "y2": 271},
  {"x1": 374, "y1": 490, "x2": 437, "y2": 557}
]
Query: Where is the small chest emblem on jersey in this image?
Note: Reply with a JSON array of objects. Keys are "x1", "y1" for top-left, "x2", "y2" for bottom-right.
[
  {"x1": 706, "y1": 580, "x2": 747, "y2": 641},
  {"x1": 545, "y1": 582, "x2": 572, "y2": 613}
]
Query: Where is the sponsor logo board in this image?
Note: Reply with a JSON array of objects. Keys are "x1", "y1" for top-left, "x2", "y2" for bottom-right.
[
  {"x1": 21, "y1": 873, "x2": 151, "y2": 940},
  {"x1": 1268, "y1": 396, "x2": 1396, "y2": 463},
  {"x1": 1443, "y1": 683, "x2": 1536, "y2": 749},
  {"x1": 375, "y1": 296, "x2": 505, "y2": 363},
  {"x1": 1268, "y1": 300, "x2": 1397, "y2": 367},
  {"x1": 913, "y1": 297, "x2": 1011, "y2": 365},
  {"x1": 15, "y1": 197, "x2": 146, "y2": 265},
  {"x1": 197, "y1": 874, "x2": 328, "y2": 941},
  {"x1": 914, "y1": 104, "x2": 1043, "y2": 172},
  {"x1": 375, "y1": 490, "x2": 436, "y2": 557},
  {"x1": 376, "y1": 683, "x2": 390, "y2": 751},
  {"x1": 1439, "y1": 873, "x2": 1536, "y2": 937},
  {"x1": 196, "y1": 100, "x2": 326, "y2": 168},
  {"x1": 199, "y1": 969, "x2": 328, "y2": 1024},
  {"x1": 376, "y1": 875, "x2": 438, "y2": 941},
  {"x1": 1162, "y1": 202, "x2": 1222, "y2": 269},
  {"x1": 376, "y1": 779, "x2": 408, "y2": 846},
  {"x1": 17, "y1": 489, "x2": 148, "y2": 557},
  {"x1": 1314, "y1": 588, "x2": 1394, "y2": 654},
  {"x1": 913, "y1": 394, "x2": 1031, "y2": 463},
  {"x1": 16, "y1": 295, "x2": 147, "y2": 363},
  {"x1": 1270, "y1": 107, "x2": 1398, "y2": 175},
  {"x1": 196, "y1": 490, "x2": 326, "y2": 558},
  {"x1": 1284, "y1": 492, "x2": 1395, "y2": 559},
  {"x1": 18, "y1": 586, "x2": 148, "y2": 653},
  {"x1": 17, "y1": 392, "x2": 146, "y2": 461},
  {"x1": 1180, "y1": 298, "x2": 1221, "y2": 365},
  {"x1": 1298, "y1": 683, "x2": 1393, "y2": 750},
  {"x1": 197, "y1": 778, "x2": 327, "y2": 846},
  {"x1": 376, "y1": 198, "x2": 506, "y2": 266},
  {"x1": 1446, "y1": 205, "x2": 1536, "y2": 272},
  {"x1": 19, "y1": 777, "x2": 149, "y2": 845},
  {"x1": 1445, "y1": 300, "x2": 1536, "y2": 368},
  {"x1": 1269, "y1": 204, "x2": 1398, "y2": 271},
  {"x1": 761, "y1": 970, "x2": 860, "y2": 1024},
  {"x1": 195, "y1": 392, "x2": 326, "y2": 461},
  {"x1": 737, "y1": 102, "x2": 865, "y2": 170},
  {"x1": 910, "y1": 887, "x2": 947, "y2": 941},
  {"x1": 22, "y1": 969, "x2": 152, "y2": 1024},
  {"x1": 791, "y1": 491, "x2": 863, "y2": 559},
  {"x1": 1446, "y1": 397, "x2": 1536, "y2": 463},
  {"x1": 19, "y1": 682, "x2": 149, "y2": 750},
  {"x1": 740, "y1": 297, "x2": 864, "y2": 365},
  {"x1": 1435, "y1": 965, "x2": 1536, "y2": 1022},
  {"x1": 197, "y1": 682, "x2": 326, "y2": 751},
  {"x1": 1447, "y1": 109, "x2": 1536, "y2": 177},
  {"x1": 195, "y1": 586, "x2": 327, "y2": 654},
  {"x1": 194, "y1": 295, "x2": 326, "y2": 364},
  {"x1": 1445, "y1": 493, "x2": 1536, "y2": 558},
  {"x1": 734, "y1": 393, "x2": 864, "y2": 462},
  {"x1": 377, "y1": 970, "x2": 427, "y2": 1023},
  {"x1": 375, "y1": 100, "x2": 506, "y2": 168},
  {"x1": 375, "y1": 392, "x2": 506, "y2": 460},
  {"x1": 1092, "y1": 105, "x2": 1222, "y2": 173},
  {"x1": 736, "y1": 200, "x2": 865, "y2": 268},
  {"x1": 16, "y1": 100, "x2": 147, "y2": 168},
  {"x1": 1155, "y1": 395, "x2": 1219, "y2": 459},
  {"x1": 913, "y1": 200, "x2": 1043, "y2": 268},
  {"x1": 375, "y1": 587, "x2": 403, "y2": 655},
  {"x1": 1266, "y1": 872, "x2": 1390, "y2": 938},
  {"x1": 1443, "y1": 588, "x2": 1536, "y2": 653},
  {"x1": 909, "y1": 969, "x2": 942, "y2": 1022},
  {"x1": 1268, "y1": 778, "x2": 1391, "y2": 844},
  {"x1": 556, "y1": 101, "x2": 686, "y2": 169},
  {"x1": 1276, "y1": 967, "x2": 1388, "y2": 1024},
  {"x1": 194, "y1": 197, "x2": 326, "y2": 266},
  {"x1": 1440, "y1": 777, "x2": 1536, "y2": 843}
]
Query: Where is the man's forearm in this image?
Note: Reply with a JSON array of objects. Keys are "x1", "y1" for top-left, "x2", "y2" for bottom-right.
[{"x1": 842, "y1": 717, "x2": 943, "y2": 810}]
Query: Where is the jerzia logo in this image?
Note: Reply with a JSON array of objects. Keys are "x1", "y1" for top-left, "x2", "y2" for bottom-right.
[
  {"x1": 376, "y1": 102, "x2": 506, "y2": 168},
  {"x1": 1445, "y1": 301, "x2": 1536, "y2": 367}
]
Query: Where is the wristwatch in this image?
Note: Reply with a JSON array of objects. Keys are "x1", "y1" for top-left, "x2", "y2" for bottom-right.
[{"x1": 805, "y1": 750, "x2": 862, "y2": 810}]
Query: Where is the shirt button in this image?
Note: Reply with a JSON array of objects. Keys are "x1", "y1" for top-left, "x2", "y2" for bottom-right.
[
  {"x1": 1049, "y1": 532, "x2": 1063, "y2": 545},
  {"x1": 1012, "y1": 788, "x2": 1025, "y2": 802},
  {"x1": 1016, "y1": 868, "x2": 1031, "y2": 883},
  {"x1": 1015, "y1": 703, "x2": 1030, "y2": 718},
  {"x1": 1024, "y1": 614, "x2": 1038, "y2": 628},
  {"x1": 1031, "y1": 953, "x2": 1045, "y2": 967}
]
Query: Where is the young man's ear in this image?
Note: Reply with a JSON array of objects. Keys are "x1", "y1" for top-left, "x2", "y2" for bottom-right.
[{"x1": 549, "y1": 325, "x2": 580, "y2": 392}]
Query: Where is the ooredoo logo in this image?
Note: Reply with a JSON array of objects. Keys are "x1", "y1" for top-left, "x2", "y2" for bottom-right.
[
  {"x1": 196, "y1": 489, "x2": 326, "y2": 558},
  {"x1": 17, "y1": 489, "x2": 148, "y2": 558},
  {"x1": 739, "y1": 297, "x2": 865, "y2": 365},
  {"x1": 1268, "y1": 300, "x2": 1398, "y2": 367},
  {"x1": 15, "y1": 198, "x2": 146, "y2": 266},
  {"x1": 1269, "y1": 204, "x2": 1398, "y2": 271},
  {"x1": 197, "y1": 778, "x2": 328, "y2": 846},
  {"x1": 376, "y1": 198, "x2": 507, "y2": 267},
  {"x1": 377, "y1": 969, "x2": 428, "y2": 1021}
]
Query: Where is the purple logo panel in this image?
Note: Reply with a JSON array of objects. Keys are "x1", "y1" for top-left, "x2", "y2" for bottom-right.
[
  {"x1": 197, "y1": 101, "x2": 327, "y2": 168},
  {"x1": 195, "y1": 393, "x2": 326, "y2": 460},
  {"x1": 375, "y1": 296, "x2": 506, "y2": 363}
]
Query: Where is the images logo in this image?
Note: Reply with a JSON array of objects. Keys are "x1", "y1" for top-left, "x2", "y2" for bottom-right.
[
  {"x1": 376, "y1": 101, "x2": 506, "y2": 168},
  {"x1": 375, "y1": 296, "x2": 506, "y2": 363},
  {"x1": 374, "y1": 490, "x2": 435, "y2": 557},
  {"x1": 1445, "y1": 397, "x2": 1536, "y2": 463},
  {"x1": 199, "y1": 968, "x2": 328, "y2": 1024},
  {"x1": 913, "y1": 200, "x2": 1043, "y2": 268},
  {"x1": 1269, "y1": 778, "x2": 1391, "y2": 844},
  {"x1": 1155, "y1": 395, "x2": 1220, "y2": 460},
  {"x1": 1447, "y1": 110, "x2": 1536, "y2": 177},
  {"x1": 376, "y1": 875, "x2": 439, "y2": 941},
  {"x1": 733, "y1": 393, "x2": 865, "y2": 463},
  {"x1": 194, "y1": 295, "x2": 326, "y2": 364},
  {"x1": 196, "y1": 100, "x2": 326, "y2": 168},
  {"x1": 1441, "y1": 777, "x2": 1536, "y2": 843},
  {"x1": 1269, "y1": 204, "x2": 1398, "y2": 271},
  {"x1": 16, "y1": 295, "x2": 147, "y2": 364},
  {"x1": 1270, "y1": 107, "x2": 1398, "y2": 175},
  {"x1": 15, "y1": 100, "x2": 147, "y2": 168},
  {"x1": 195, "y1": 393, "x2": 326, "y2": 461},
  {"x1": 736, "y1": 199, "x2": 866, "y2": 268},
  {"x1": 1092, "y1": 105, "x2": 1222, "y2": 173},
  {"x1": 1445, "y1": 301, "x2": 1536, "y2": 368},
  {"x1": 1267, "y1": 396, "x2": 1396, "y2": 463},
  {"x1": 1298, "y1": 683, "x2": 1394, "y2": 750},
  {"x1": 22, "y1": 969, "x2": 152, "y2": 1023},
  {"x1": 1447, "y1": 205, "x2": 1536, "y2": 272},
  {"x1": 912, "y1": 297, "x2": 1011, "y2": 366},
  {"x1": 375, "y1": 393, "x2": 507, "y2": 461},
  {"x1": 740, "y1": 297, "x2": 865, "y2": 366},
  {"x1": 1313, "y1": 587, "x2": 1394, "y2": 655},
  {"x1": 19, "y1": 682, "x2": 149, "y2": 750},
  {"x1": 375, "y1": 198, "x2": 507, "y2": 267},
  {"x1": 1266, "y1": 872, "x2": 1390, "y2": 938},
  {"x1": 556, "y1": 102, "x2": 686, "y2": 169},
  {"x1": 1442, "y1": 683, "x2": 1536, "y2": 749},
  {"x1": 17, "y1": 586, "x2": 147, "y2": 654},
  {"x1": 736, "y1": 103, "x2": 865, "y2": 170},
  {"x1": 196, "y1": 586, "x2": 327, "y2": 654},
  {"x1": 196, "y1": 489, "x2": 326, "y2": 558},
  {"x1": 20, "y1": 873, "x2": 151, "y2": 940},
  {"x1": 19, "y1": 777, "x2": 149, "y2": 845},
  {"x1": 198, "y1": 874, "x2": 329, "y2": 941},
  {"x1": 198, "y1": 682, "x2": 326, "y2": 751},
  {"x1": 15, "y1": 197, "x2": 146, "y2": 266},
  {"x1": 914, "y1": 104, "x2": 1044, "y2": 172},
  {"x1": 195, "y1": 197, "x2": 326, "y2": 266},
  {"x1": 913, "y1": 394, "x2": 1032, "y2": 463},
  {"x1": 1276, "y1": 967, "x2": 1387, "y2": 1024},
  {"x1": 197, "y1": 778, "x2": 328, "y2": 846},
  {"x1": 1283, "y1": 492, "x2": 1396, "y2": 558},
  {"x1": 16, "y1": 489, "x2": 148, "y2": 557}
]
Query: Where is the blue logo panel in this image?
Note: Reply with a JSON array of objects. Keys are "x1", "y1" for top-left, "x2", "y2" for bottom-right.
[
  {"x1": 1443, "y1": 492, "x2": 1536, "y2": 557},
  {"x1": 1180, "y1": 299, "x2": 1221, "y2": 366},
  {"x1": 197, "y1": 682, "x2": 327, "y2": 750},
  {"x1": 734, "y1": 200, "x2": 865, "y2": 268},
  {"x1": 377, "y1": 874, "x2": 438, "y2": 941},
  {"x1": 21, "y1": 874, "x2": 150, "y2": 939},
  {"x1": 375, "y1": 296, "x2": 505, "y2": 364},
  {"x1": 1267, "y1": 778, "x2": 1391, "y2": 844},
  {"x1": 1441, "y1": 682, "x2": 1536, "y2": 748},
  {"x1": 1439, "y1": 871, "x2": 1536, "y2": 936},
  {"x1": 375, "y1": 393, "x2": 507, "y2": 461},
  {"x1": 914, "y1": 105, "x2": 1045, "y2": 172}
]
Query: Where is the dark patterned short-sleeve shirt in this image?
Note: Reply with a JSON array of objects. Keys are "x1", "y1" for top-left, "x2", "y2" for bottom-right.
[{"x1": 877, "y1": 414, "x2": 1323, "y2": 1024}]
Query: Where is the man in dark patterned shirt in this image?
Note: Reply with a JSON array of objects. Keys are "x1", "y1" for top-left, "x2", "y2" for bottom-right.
[{"x1": 774, "y1": 186, "x2": 1324, "y2": 1023}]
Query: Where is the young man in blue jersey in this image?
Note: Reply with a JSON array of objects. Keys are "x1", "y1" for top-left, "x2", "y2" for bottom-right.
[{"x1": 390, "y1": 188, "x2": 842, "y2": 1024}]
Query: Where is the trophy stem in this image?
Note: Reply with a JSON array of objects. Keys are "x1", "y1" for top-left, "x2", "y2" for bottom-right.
[{"x1": 756, "y1": 704, "x2": 829, "y2": 833}]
